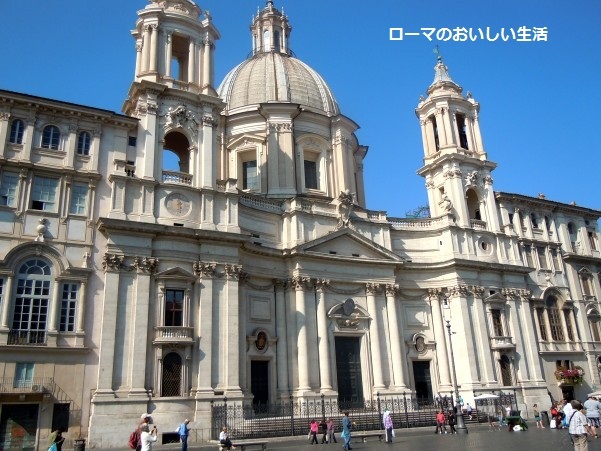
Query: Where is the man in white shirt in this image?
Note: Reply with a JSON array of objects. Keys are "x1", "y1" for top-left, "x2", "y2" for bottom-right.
[{"x1": 568, "y1": 400, "x2": 592, "y2": 451}]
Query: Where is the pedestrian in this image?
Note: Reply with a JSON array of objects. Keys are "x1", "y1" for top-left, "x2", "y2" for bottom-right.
[
  {"x1": 219, "y1": 426, "x2": 236, "y2": 450},
  {"x1": 48, "y1": 427, "x2": 65, "y2": 451},
  {"x1": 309, "y1": 419, "x2": 319, "y2": 444},
  {"x1": 504, "y1": 404, "x2": 511, "y2": 418},
  {"x1": 341, "y1": 411, "x2": 352, "y2": 451},
  {"x1": 140, "y1": 423, "x2": 158, "y2": 451},
  {"x1": 435, "y1": 410, "x2": 447, "y2": 434},
  {"x1": 583, "y1": 395, "x2": 601, "y2": 438},
  {"x1": 177, "y1": 419, "x2": 190, "y2": 451},
  {"x1": 134, "y1": 414, "x2": 153, "y2": 451},
  {"x1": 447, "y1": 410, "x2": 457, "y2": 434},
  {"x1": 533, "y1": 404, "x2": 544, "y2": 428},
  {"x1": 383, "y1": 408, "x2": 394, "y2": 443},
  {"x1": 568, "y1": 400, "x2": 592, "y2": 451},
  {"x1": 319, "y1": 418, "x2": 328, "y2": 444},
  {"x1": 466, "y1": 403, "x2": 473, "y2": 420},
  {"x1": 326, "y1": 418, "x2": 337, "y2": 444}
]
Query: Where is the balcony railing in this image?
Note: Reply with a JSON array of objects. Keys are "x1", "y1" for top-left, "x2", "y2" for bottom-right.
[
  {"x1": 7, "y1": 330, "x2": 46, "y2": 346},
  {"x1": 0, "y1": 377, "x2": 53, "y2": 394},
  {"x1": 489, "y1": 336, "x2": 516, "y2": 350},
  {"x1": 162, "y1": 170, "x2": 192, "y2": 185},
  {"x1": 154, "y1": 326, "x2": 194, "y2": 344},
  {"x1": 470, "y1": 219, "x2": 487, "y2": 230}
]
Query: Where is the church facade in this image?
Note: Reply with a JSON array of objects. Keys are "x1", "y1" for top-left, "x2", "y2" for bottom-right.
[{"x1": 0, "y1": 0, "x2": 600, "y2": 448}]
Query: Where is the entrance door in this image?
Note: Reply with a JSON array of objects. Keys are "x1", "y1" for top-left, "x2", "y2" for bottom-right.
[
  {"x1": 0, "y1": 404, "x2": 38, "y2": 450},
  {"x1": 251, "y1": 360, "x2": 269, "y2": 407},
  {"x1": 335, "y1": 336, "x2": 364, "y2": 407},
  {"x1": 413, "y1": 361, "x2": 433, "y2": 401},
  {"x1": 561, "y1": 385, "x2": 575, "y2": 402}
]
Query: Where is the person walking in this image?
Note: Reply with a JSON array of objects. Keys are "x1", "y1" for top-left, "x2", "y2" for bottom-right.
[
  {"x1": 583, "y1": 395, "x2": 601, "y2": 438},
  {"x1": 447, "y1": 410, "x2": 457, "y2": 434},
  {"x1": 177, "y1": 419, "x2": 190, "y2": 451},
  {"x1": 466, "y1": 403, "x2": 473, "y2": 420},
  {"x1": 48, "y1": 427, "x2": 65, "y2": 451},
  {"x1": 383, "y1": 408, "x2": 394, "y2": 443},
  {"x1": 319, "y1": 418, "x2": 328, "y2": 444},
  {"x1": 568, "y1": 400, "x2": 592, "y2": 451},
  {"x1": 326, "y1": 418, "x2": 337, "y2": 444},
  {"x1": 309, "y1": 419, "x2": 319, "y2": 444},
  {"x1": 435, "y1": 410, "x2": 447, "y2": 434},
  {"x1": 341, "y1": 411, "x2": 352, "y2": 451}
]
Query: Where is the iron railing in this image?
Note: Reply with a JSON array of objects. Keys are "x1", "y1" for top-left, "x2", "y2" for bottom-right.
[{"x1": 210, "y1": 392, "x2": 481, "y2": 440}]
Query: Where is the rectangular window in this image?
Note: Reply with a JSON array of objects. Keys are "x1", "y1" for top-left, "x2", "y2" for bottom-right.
[
  {"x1": 564, "y1": 310, "x2": 574, "y2": 341},
  {"x1": 31, "y1": 176, "x2": 59, "y2": 211},
  {"x1": 59, "y1": 283, "x2": 78, "y2": 332},
  {"x1": 549, "y1": 307, "x2": 565, "y2": 341},
  {"x1": 551, "y1": 249, "x2": 561, "y2": 271},
  {"x1": 491, "y1": 309, "x2": 504, "y2": 336},
  {"x1": 304, "y1": 160, "x2": 318, "y2": 190},
  {"x1": 14, "y1": 362, "x2": 34, "y2": 388},
  {"x1": 537, "y1": 309, "x2": 547, "y2": 341},
  {"x1": 431, "y1": 116, "x2": 440, "y2": 151},
  {"x1": 582, "y1": 277, "x2": 593, "y2": 297},
  {"x1": 69, "y1": 183, "x2": 88, "y2": 215},
  {"x1": 0, "y1": 172, "x2": 19, "y2": 207},
  {"x1": 128, "y1": 136, "x2": 137, "y2": 147},
  {"x1": 9, "y1": 119, "x2": 25, "y2": 144},
  {"x1": 591, "y1": 321, "x2": 601, "y2": 342},
  {"x1": 589, "y1": 231, "x2": 598, "y2": 251},
  {"x1": 523, "y1": 245, "x2": 534, "y2": 267},
  {"x1": 165, "y1": 289, "x2": 184, "y2": 327},
  {"x1": 455, "y1": 113, "x2": 469, "y2": 149},
  {"x1": 537, "y1": 246, "x2": 548, "y2": 270},
  {"x1": 242, "y1": 160, "x2": 258, "y2": 190}
]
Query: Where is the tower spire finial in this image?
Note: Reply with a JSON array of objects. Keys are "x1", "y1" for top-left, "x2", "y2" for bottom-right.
[{"x1": 433, "y1": 45, "x2": 442, "y2": 62}]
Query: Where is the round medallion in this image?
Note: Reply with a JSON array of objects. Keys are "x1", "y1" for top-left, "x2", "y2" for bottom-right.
[
  {"x1": 342, "y1": 298, "x2": 355, "y2": 316},
  {"x1": 415, "y1": 336, "x2": 426, "y2": 353},
  {"x1": 256, "y1": 331, "x2": 267, "y2": 351},
  {"x1": 165, "y1": 193, "x2": 191, "y2": 217}
]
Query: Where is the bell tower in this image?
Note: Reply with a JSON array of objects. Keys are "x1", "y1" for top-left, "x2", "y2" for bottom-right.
[{"x1": 416, "y1": 55, "x2": 500, "y2": 232}]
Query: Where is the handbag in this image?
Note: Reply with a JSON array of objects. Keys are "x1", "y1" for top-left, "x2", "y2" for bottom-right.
[
  {"x1": 48, "y1": 444, "x2": 58, "y2": 451},
  {"x1": 550, "y1": 419, "x2": 557, "y2": 429}
]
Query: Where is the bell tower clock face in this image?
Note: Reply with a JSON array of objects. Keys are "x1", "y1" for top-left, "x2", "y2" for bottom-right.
[{"x1": 165, "y1": 192, "x2": 191, "y2": 217}]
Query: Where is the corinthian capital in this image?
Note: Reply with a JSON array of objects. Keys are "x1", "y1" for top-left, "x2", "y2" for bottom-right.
[{"x1": 365, "y1": 282, "x2": 381, "y2": 295}]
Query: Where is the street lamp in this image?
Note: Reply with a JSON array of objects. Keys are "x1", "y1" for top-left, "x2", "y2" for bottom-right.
[{"x1": 445, "y1": 318, "x2": 468, "y2": 434}]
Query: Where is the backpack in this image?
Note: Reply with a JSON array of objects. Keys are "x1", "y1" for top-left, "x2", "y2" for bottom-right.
[{"x1": 128, "y1": 430, "x2": 140, "y2": 449}]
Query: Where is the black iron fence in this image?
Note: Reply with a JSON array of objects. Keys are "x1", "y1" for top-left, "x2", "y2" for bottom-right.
[
  {"x1": 211, "y1": 391, "x2": 477, "y2": 440},
  {"x1": 473, "y1": 390, "x2": 517, "y2": 420}
]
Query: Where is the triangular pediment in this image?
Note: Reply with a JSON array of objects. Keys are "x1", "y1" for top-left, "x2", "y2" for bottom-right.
[
  {"x1": 484, "y1": 292, "x2": 506, "y2": 303},
  {"x1": 291, "y1": 228, "x2": 405, "y2": 263},
  {"x1": 155, "y1": 266, "x2": 196, "y2": 281}
]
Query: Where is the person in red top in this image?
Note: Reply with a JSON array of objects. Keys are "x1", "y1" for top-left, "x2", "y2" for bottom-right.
[
  {"x1": 435, "y1": 410, "x2": 447, "y2": 434},
  {"x1": 309, "y1": 419, "x2": 319, "y2": 444}
]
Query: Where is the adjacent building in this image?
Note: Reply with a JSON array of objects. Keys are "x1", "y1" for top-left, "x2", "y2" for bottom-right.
[{"x1": 0, "y1": 0, "x2": 599, "y2": 448}]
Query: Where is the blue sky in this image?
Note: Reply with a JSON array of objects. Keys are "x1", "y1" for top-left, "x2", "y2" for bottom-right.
[{"x1": 1, "y1": 0, "x2": 599, "y2": 218}]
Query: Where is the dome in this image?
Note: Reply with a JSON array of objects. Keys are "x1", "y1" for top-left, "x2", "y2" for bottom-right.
[{"x1": 218, "y1": 52, "x2": 339, "y2": 115}]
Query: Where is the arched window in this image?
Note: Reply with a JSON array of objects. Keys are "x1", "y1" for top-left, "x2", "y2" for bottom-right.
[
  {"x1": 500, "y1": 354, "x2": 512, "y2": 386},
  {"x1": 162, "y1": 131, "x2": 191, "y2": 184},
  {"x1": 9, "y1": 119, "x2": 25, "y2": 144},
  {"x1": 263, "y1": 30, "x2": 271, "y2": 52},
  {"x1": 41, "y1": 125, "x2": 61, "y2": 150},
  {"x1": 273, "y1": 30, "x2": 281, "y2": 52},
  {"x1": 10, "y1": 259, "x2": 52, "y2": 344},
  {"x1": 455, "y1": 113, "x2": 468, "y2": 149},
  {"x1": 77, "y1": 131, "x2": 91, "y2": 155},
  {"x1": 161, "y1": 352, "x2": 182, "y2": 397},
  {"x1": 466, "y1": 189, "x2": 481, "y2": 221}
]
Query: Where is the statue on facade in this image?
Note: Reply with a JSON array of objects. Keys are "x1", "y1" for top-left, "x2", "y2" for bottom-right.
[
  {"x1": 164, "y1": 105, "x2": 197, "y2": 129},
  {"x1": 465, "y1": 170, "x2": 479, "y2": 187},
  {"x1": 336, "y1": 189, "x2": 355, "y2": 229},
  {"x1": 438, "y1": 193, "x2": 453, "y2": 213}
]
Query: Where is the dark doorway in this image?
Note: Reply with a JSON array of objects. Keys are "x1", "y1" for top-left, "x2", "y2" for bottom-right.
[
  {"x1": 335, "y1": 336, "x2": 364, "y2": 407},
  {"x1": 0, "y1": 404, "x2": 38, "y2": 450},
  {"x1": 162, "y1": 352, "x2": 182, "y2": 397},
  {"x1": 251, "y1": 360, "x2": 269, "y2": 407},
  {"x1": 413, "y1": 361, "x2": 433, "y2": 401},
  {"x1": 561, "y1": 385, "x2": 575, "y2": 402}
]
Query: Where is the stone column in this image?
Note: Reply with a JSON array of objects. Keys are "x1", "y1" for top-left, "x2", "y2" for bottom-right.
[
  {"x1": 47, "y1": 280, "x2": 62, "y2": 333},
  {"x1": 135, "y1": 42, "x2": 143, "y2": 78},
  {"x1": 75, "y1": 281, "x2": 86, "y2": 333},
  {"x1": 165, "y1": 33, "x2": 172, "y2": 78},
  {"x1": 386, "y1": 284, "x2": 408, "y2": 389},
  {"x1": 274, "y1": 280, "x2": 289, "y2": 396},
  {"x1": 435, "y1": 108, "x2": 448, "y2": 147},
  {"x1": 315, "y1": 279, "x2": 332, "y2": 391},
  {"x1": 429, "y1": 289, "x2": 452, "y2": 389},
  {"x1": 293, "y1": 276, "x2": 311, "y2": 392},
  {"x1": 129, "y1": 258, "x2": 157, "y2": 396},
  {"x1": 188, "y1": 39, "x2": 195, "y2": 83},
  {"x1": 471, "y1": 286, "x2": 497, "y2": 384},
  {"x1": 419, "y1": 119, "x2": 430, "y2": 156},
  {"x1": 149, "y1": 25, "x2": 158, "y2": 73},
  {"x1": 142, "y1": 25, "x2": 152, "y2": 73},
  {"x1": 512, "y1": 291, "x2": 544, "y2": 382},
  {"x1": 0, "y1": 276, "x2": 14, "y2": 329},
  {"x1": 239, "y1": 277, "x2": 247, "y2": 394},
  {"x1": 0, "y1": 113, "x2": 9, "y2": 157},
  {"x1": 202, "y1": 36, "x2": 212, "y2": 91},
  {"x1": 472, "y1": 111, "x2": 484, "y2": 153},
  {"x1": 425, "y1": 118, "x2": 436, "y2": 153},
  {"x1": 95, "y1": 256, "x2": 122, "y2": 396},
  {"x1": 285, "y1": 282, "x2": 298, "y2": 393},
  {"x1": 367, "y1": 283, "x2": 385, "y2": 390},
  {"x1": 225, "y1": 264, "x2": 242, "y2": 395},
  {"x1": 195, "y1": 262, "x2": 215, "y2": 396}
]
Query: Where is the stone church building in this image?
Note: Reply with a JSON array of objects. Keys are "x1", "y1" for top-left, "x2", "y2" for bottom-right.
[{"x1": 0, "y1": 0, "x2": 599, "y2": 448}]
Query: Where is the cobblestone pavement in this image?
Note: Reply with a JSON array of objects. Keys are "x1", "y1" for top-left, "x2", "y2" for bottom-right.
[{"x1": 187, "y1": 424, "x2": 601, "y2": 451}]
